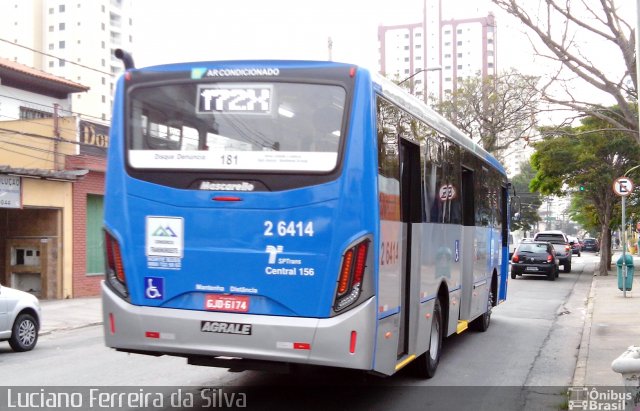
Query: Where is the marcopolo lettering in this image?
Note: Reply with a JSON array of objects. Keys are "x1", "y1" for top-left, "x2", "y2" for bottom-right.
[
  {"x1": 199, "y1": 181, "x2": 255, "y2": 191},
  {"x1": 201, "y1": 321, "x2": 252, "y2": 335}
]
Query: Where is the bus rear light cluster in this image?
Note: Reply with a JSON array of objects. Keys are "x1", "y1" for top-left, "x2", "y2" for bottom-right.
[
  {"x1": 105, "y1": 231, "x2": 129, "y2": 297},
  {"x1": 334, "y1": 239, "x2": 369, "y2": 312}
]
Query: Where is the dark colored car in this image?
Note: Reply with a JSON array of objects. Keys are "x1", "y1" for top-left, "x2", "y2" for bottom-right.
[
  {"x1": 511, "y1": 241, "x2": 559, "y2": 281},
  {"x1": 582, "y1": 238, "x2": 600, "y2": 252},
  {"x1": 533, "y1": 230, "x2": 572, "y2": 272},
  {"x1": 568, "y1": 236, "x2": 581, "y2": 257}
]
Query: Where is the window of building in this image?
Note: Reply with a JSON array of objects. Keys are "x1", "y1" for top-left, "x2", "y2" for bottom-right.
[
  {"x1": 86, "y1": 195, "x2": 106, "y2": 275},
  {"x1": 444, "y1": 53, "x2": 451, "y2": 59},
  {"x1": 48, "y1": 43, "x2": 54, "y2": 50},
  {"x1": 49, "y1": 61, "x2": 54, "y2": 68},
  {"x1": 457, "y1": 29, "x2": 462, "y2": 34},
  {"x1": 59, "y1": 59, "x2": 65, "y2": 67},
  {"x1": 49, "y1": 7, "x2": 54, "y2": 13},
  {"x1": 59, "y1": 22, "x2": 65, "y2": 30},
  {"x1": 49, "y1": 25, "x2": 54, "y2": 32},
  {"x1": 444, "y1": 30, "x2": 451, "y2": 35},
  {"x1": 457, "y1": 53, "x2": 463, "y2": 58},
  {"x1": 101, "y1": 41, "x2": 105, "y2": 49},
  {"x1": 444, "y1": 42, "x2": 451, "y2": 46},
  {"x1": 458, "y1": 65, "x2": 462, "y2": 69},
  {"x1": 457, "y1": 41, "x2": 462, "y2": 46},
  {"x1": 59, "y1": 40, "x2": 65, "y2": 48},
  {"x1": 20, "y1": 107, "x2": 53, "y2": 119},
  {"x1": 59, "y1": 4, "x2": 65, "y2": 12}
]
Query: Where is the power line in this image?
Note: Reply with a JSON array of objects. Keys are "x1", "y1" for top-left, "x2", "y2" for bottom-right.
[
  {"x1": 0, "y1": 37, "x2": 115, "y2": 77},
  {"x1": 0, "y1": 92, "x2": 109, "y2": 124}
]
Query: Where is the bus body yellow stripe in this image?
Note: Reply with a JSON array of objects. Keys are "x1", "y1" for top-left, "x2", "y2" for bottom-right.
[{"x1": 395, "y1": 354, "x2": 417, "y2": 371}]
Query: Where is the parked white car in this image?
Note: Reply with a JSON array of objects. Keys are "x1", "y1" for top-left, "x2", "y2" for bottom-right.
[{"x1": 0, "y1": 284, "x2": 41, "y2": 352}]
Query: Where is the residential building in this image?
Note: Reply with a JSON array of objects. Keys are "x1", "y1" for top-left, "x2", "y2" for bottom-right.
[
  {"x1": 378, "y1": 0, "x2": 497, "y2": 103},
  {"x1": 0, "y1": 58, "x2": 108, "y2": 299},
  {"x1": 0, "y1": 58, "x2": 89, "y2": 299},
  {"x1": 0, "y1": 0, "x2": 134, "y2": 121}
]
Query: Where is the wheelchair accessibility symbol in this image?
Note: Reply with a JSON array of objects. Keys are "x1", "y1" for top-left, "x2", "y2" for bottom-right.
[{"x1": 144, "y1": 277, "x2": 164, "y2": 300}]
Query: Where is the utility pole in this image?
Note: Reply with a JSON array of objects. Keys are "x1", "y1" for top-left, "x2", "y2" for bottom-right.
[{"x1": 53, "y1": 103, "x2": 60, "y2": 170}]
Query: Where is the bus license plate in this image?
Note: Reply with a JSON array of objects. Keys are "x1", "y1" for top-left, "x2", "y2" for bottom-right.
[
  {"x1": 205, "y1": 295, "x2": 250, "y2": 313},
  {"x1": 526, "y1": 267, "x2": 539, "y2": 271}
]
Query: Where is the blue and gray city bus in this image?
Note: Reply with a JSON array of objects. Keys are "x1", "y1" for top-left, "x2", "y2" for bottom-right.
[{"x1": 102, "y1": 51, "x2": 511, "y2": 378}]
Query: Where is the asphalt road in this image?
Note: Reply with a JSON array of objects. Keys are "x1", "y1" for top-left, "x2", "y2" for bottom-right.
[{"x1": 1, "y1": 253, "x2": 596, "y2": 410}]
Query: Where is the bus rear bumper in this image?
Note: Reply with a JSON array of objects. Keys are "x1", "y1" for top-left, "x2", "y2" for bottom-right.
[{"x1": 102, "y1": 282, "x2": 376, "y2": 371}]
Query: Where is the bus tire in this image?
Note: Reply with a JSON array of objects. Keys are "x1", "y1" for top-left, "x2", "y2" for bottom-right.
[
  {"x1": 470, "y1": 286, "x2": 493, "y2": 332},
  {"x1": 415, "y1": 299, "x2": 443, "y2": 379}
]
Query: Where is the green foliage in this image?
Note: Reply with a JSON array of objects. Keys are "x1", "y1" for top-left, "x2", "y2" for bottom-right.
[
  {"x1": 510, "y1": 160, "x2": 542, "y2": 232},
  {"x1": 530, "y1": 106, "x2": 640, "y2": 274}
]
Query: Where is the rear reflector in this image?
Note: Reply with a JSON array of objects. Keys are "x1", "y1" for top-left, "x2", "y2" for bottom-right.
[
  {"x1": 145, "y1": 331, "x2": 160, "y2": 339},
  {"x1": 109, "y1": 313, "x2": 115, "y2": 335},
  {"x1": 349, "y1": 331, "x2": 357, "y2": 354}
]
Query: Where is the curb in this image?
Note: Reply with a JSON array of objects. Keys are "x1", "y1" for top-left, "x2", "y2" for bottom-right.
[
  {"x1": 572, "y1": 270, "x2": 596, "y2": 387},
  {"x1": 40, "y1": 321, "x2": 103, "y2": 337}
]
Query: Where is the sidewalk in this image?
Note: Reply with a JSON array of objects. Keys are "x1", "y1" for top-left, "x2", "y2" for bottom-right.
[
  {"x1": 39, "y1": 296, "x2": 102, "y2": 335},
  {"x1": 573, "y1": 251, "x2": 640, "y2": 386}
]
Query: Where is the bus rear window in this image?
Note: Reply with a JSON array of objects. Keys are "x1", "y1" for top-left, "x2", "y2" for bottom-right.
[{"x1": 127, "y1": 82, "x2": 345, "y2": 172}]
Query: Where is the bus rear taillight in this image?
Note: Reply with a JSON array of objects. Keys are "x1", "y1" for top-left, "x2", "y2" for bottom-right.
[
  {"x1": 334, "y1": 239, "x2": 370, "y2": 312},
  {"x1": 105, "y1": 231, "x2": 129, "y2": 298}
]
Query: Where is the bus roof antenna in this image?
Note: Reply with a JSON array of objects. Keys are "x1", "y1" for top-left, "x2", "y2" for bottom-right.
[{"x1": 115, "y1": 49, "x2": 135, "y2": 70}]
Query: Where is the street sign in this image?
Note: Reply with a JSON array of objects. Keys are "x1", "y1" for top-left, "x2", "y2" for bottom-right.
[{"x1": 613, "y1": 177, "x2": 634, "y2": 197}]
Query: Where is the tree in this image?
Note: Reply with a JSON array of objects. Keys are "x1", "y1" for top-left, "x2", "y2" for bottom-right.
[
  {"x1": 510, "y1": 160, "x2": 543, "y2": 234},
  {"x1": 492, "y1": 0, "x2": 638, "y2": 142},
  {"x1": 529, "y1": 110, "x2": 640, "y2": 275},
  {"x1": 434, "y1": 69, "x2": 541, "y2": 158}
]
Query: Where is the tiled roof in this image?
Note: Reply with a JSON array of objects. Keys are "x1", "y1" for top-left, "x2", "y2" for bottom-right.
[{"x1": 0, "y1": 58, "x2": 89, "y2": 97}]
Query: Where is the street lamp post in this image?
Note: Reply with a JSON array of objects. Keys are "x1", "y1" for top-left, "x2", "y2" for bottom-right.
[{"x1": 397, "y1": 67, "x2": 442, "y2": 99}]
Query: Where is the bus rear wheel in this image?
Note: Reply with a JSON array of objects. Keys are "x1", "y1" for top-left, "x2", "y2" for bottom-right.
[
  {"x1": 415, "y1": 299, "x2": 443, "y2": 379},
  {"x1": 470, "y1": 284, "x2": 493, "y2": 332}
]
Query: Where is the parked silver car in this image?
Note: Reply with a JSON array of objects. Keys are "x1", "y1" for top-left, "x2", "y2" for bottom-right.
[{"x1": 0, "y1": 284, "x2": 41, "y2": 352}]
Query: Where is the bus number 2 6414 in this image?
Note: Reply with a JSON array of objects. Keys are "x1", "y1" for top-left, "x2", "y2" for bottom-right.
[{"x1": 264, "y1": 221, "x2": 314, "y2": 237}]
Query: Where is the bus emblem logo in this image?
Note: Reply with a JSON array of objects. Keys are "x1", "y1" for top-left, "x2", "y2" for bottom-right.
[
  {"x1": 266, "y1": 245, "x2": 284, "y2": 264},
  {"x1": 152, "y1": 226, "x2": 177, "y2": 237}
]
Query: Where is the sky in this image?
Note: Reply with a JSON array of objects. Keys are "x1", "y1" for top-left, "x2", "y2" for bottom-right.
[
  {"x1": 130, "y1": 0, "x2": 515, "y2": 70},
  {"x1": 129, "y1": 0, "x2": 635, "y2": 113}
]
